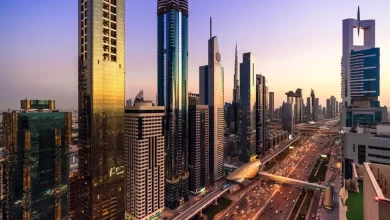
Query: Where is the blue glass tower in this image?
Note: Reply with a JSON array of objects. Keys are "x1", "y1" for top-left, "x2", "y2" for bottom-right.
[{"x1": 157, "y1": 0, "x2": 189, "y2": 209}]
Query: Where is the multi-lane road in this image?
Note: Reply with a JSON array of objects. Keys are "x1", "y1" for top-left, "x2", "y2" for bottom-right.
[{"x1": 260, "y1": 134, "x2": 331, "y2": 220}]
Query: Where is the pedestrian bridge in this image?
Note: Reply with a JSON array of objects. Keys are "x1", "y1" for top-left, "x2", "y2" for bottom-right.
[{"x1": 258, "y1": 171, "x2": 327, "y2": 191}]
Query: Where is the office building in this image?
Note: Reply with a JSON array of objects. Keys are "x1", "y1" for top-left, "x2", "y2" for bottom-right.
[
  {"x1": 233, "y1": 43, "x2": 240, "y2": 133},
  {"x1": 256, "y1": 74, "x2": 268, "y2": 156},
  {"x1": 323, "y1": 107, "x2": 326, "y2": 119},
  {"x1": 199, "y1": 65, "x2": 209, "y2": 105},
  {"x1": 342, "y1": 106, "x2": 387, "y2": 127},
  {"x1": 77, "y1": 0, "x2": 125, "y2": 218},
  {"x1": 269, "y1": 92, "x2": 274, "y2": 120},
  {"x1": 330, "y1": 96, "x2": 336, "y2": 118},
  {"x1": 341, "y1": 7, "x2": 385, "y2": 128},
  {"x1": 124, "y1": 99, "x2": 164, "y2": 220},
  {"x1": 239, "y1": 52, "x2": 257, "y2": 163},
  {"x1": 0, "y1": 150, "x2": 6, "y2": 220},
  {"x1": 125, "y1": 99, "x2": 133, "y2": 107},
  {"x1": 3, "y1": 100, "x2": 71, "y2": 219},
  {"x1": 188, "y1": 105, "x2": 209, "y2": 194},
  {"x1": 336, "y1": 101, "x2": 339, "y2": 116},
  {"x1": 189, "y1": 93, "x2": 200, "y2": 106},
  {"x1": 69, "y1": 145, "x2": 79, "y2": 220},
  {"x1": 199, "y1": 17, "x2": 224, "y2": 182},
  {"x1": 294, "y1": 89, "x2": 303, "y2": 123},
  {"x1": 157, "y1": 0, "x2": 189, "y2": 208},
  {"x1": 314, "y1": 98, "x2": 319, "y2": 122},
  {"x1": 306, "y1": 97, "x2": 312, "y2": 121},
  {"x1": 310, "y1": 89, "x2": 318, "y2": 121},
  {"x1": 282, "y1": 102, "x2": 295, "y2": 134}
]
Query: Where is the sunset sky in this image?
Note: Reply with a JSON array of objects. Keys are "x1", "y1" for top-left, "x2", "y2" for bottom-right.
[{"x1": 0, "y1": 0, "x2": 389, "y2": 110}]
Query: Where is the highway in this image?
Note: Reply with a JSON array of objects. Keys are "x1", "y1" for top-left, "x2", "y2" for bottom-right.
[
  {"x1": 261, "y1": 133, "x2": 302, "y2": 164},
  {"x1": 260, "y1": 134, "x2": 331, "y2": 220}
]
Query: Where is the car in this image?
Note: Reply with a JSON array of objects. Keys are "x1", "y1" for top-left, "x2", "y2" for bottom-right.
[
  {"x1": 293, "y1": 200, "x2": 296, "y2": 203},
  {"x1": 275, "y1": 210, "x2": 278, "y2": 214},
  {"x1": 270, "y1": 200, "x2": 273, "y2": 203},
  {"x1": 312, "y1": 214, "x2": 315, "y2": 218}
]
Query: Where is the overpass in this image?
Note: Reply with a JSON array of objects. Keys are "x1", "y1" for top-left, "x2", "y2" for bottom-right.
[
  {"x1": 172, "y1": 183, "x2": 232, "y2": 220},
  {"x1": 261, "y1": 133, "x2": 302, "y2": 164},
  {"x1": 258, "y1": 172, "x2": 327, "y2": 191}
]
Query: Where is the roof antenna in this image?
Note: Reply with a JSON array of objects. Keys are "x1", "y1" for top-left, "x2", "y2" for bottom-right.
[{"x1": 210, "y1": 16, "x2": 212, "y2": 39}]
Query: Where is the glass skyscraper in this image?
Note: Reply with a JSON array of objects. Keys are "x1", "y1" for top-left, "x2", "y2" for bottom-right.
[
  {"x1": 239, "y1": 53, "x2": 257, "y2": 163},
  {"x1": 77, "y1": 0, "x2": 125, "y2": 218},
  {"x1": 157, "y1": 0, "x2": 189, "y2": 209},
  {"x1": 2, "y1": 104, "x2": 71, "y2": 219}
]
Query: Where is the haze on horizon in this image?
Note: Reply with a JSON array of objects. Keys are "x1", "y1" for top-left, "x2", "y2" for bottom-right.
[{"x1": 0, "y1": 0, "x2": 389, "y2": 110}]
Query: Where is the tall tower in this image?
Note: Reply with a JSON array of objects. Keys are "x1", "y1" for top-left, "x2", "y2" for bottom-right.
[
  {"x1": 157, "y1": 0, "x2": 189, "y2": 209},
  {"x1": 342, "y1": 6, "x2": 377, "y2": 108},
  {"x1": 239, "y1": 53, "x2": 257, "y2": 163},
  {"x1": 77, "y1": 0, "x2": 125, "y2": 219},
  {"x1": 207, "y1": 17, "x2": 224, "y2": 182},
  {"x1": 269, "y1": 92, "x2": 274, "y2": 120},
  {"x1": 310, "y1": 89, "x2": 316, "y2": 121},
  {"x1": 124, "y1": 99, "x2": 165, "y2": 220},
  {"x1": 3, "y1": 100, "x2": 71, "y2": 219},
  {"x1": 256, "y1": 74, "x2": 268, "y2": 156},
  {"x1": 233, "y1": 43, "x2": 240, "y2": 133}
]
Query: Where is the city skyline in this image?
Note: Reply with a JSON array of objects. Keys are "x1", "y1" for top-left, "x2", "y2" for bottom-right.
[{"x1": 0, "y1": 0, "x2": 390, "y2": 110}]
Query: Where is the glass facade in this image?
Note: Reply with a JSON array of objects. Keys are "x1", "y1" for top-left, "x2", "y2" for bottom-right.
[
  {"x1": 345, "y1": 110, "x2": 383, "y2": 127},
  {"x1": 157, "y1": 0, "x2": 189, "y2": 209},
  {"x1": 2, "y1": 111, "x2": 71, "y2": 219},
  {"x1": 78, "y1": 0, "x2": 125, "y2": 219},
  {"x1": 239, "y1": 53, "x2": 257, "y2": 163},
  {"x1": 350, "y1": 48, "x2": 380, "y2": 98}
]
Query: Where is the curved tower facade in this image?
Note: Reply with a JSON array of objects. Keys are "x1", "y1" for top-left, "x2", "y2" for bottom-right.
[{"x1": 157, "y1": 0, "x2": 189, "y2": 209}]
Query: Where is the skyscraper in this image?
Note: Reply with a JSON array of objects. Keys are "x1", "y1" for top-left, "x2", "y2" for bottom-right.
[
  {"x1": 256, "y1": 74, "x2": 268, "y2": 156},
  {"x1": 157, "y1": 0, "x2": 189, "y2": 209},
  {"x1": 294, "y1": 89, "x2": 303, "y2": 123},
  {"x1": 233, "y1": 43, "x2": 240, "y2": 133},
  {"x1": 200, "y1": 17, "x2": 224, "y2": 182},
  {"x1": 282, "y1": 101, "x2": 295, "y2": 134},
  {"x1": 269, "y1": 92, "x2": 274, "y2": 120},
  {"x1": 124, "y1": 98, "x2": 165, "y2": 220},
  {"x1": 342, "y1": 6, "x2": 378, "y2": 108},
  {"x1": 311, "y1": 89, "x2": 318, "y2": 121},
  {"x1": 306, "y1": 97, "x2": 312, "y2": 121},
  {"x1": 188, "y1": 104, "x2": 209, "y2": 194},
  {"x1": 78, "y1": 0, "x2": 125, "y2": 218},
  {"x1": 189, "y1": 93, "x2": 200, "y2": 106},
  {"x1": 3, "y1": 100, "x2": 71, "y2": 219},
  {"x1": 239, "y1": 53, "x2": 257, "y2": 163},
  {"x1": 314, "y1": 98, "x2": 319, "y2": 121}
]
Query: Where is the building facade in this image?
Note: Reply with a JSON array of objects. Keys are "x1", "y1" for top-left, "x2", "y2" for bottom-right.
[
  {"x1": 3, "y1": 103, "x2": 71, "y2": 219},
  {"x1": 188, "y1": 105, "x2": 209, "y2": 194},
  {"x1": 157, "y1": 0, "x2": 189, "y2": 209},
  {"x1": 239, "y1": 53, "x2": 257, "y2": 163},
  {"x1": 269, "y1": 92, "x2": 274, "y2": 120},
  {"x1": 256, "y1": 74, "x2": 268, "y2": 156},
  {"x1": 189, "y1": 93, "x2": 200, "y2": 106},
  {"x1": 233, "y1": 43, "x2": 240, "y2": 133},
  {"x1": 124, "y1": 100, "x2": 165, "y2": 220},
  {"x1": 77, "y1": 0, "x2": 126, "y2": 218},
  {"x1": 282, "y1": 102, "x2": 295, "y2": 134}
]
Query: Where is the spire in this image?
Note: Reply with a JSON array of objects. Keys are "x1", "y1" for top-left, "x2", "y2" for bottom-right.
[
  {"x1": 210, "y1": 16, "x2": 212, "y2": 39},
  {"x1": 357, "y1": 5, "x2": 361, "y2": 36}
]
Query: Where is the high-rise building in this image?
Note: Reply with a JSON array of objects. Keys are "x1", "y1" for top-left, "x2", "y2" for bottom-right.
[
  {"x1": 282, "y1": 102, "x2": 295, "y2": 134},
  {"x1": 69, "y1": 145, "x2": 79, "y2": 220},
  {"x1": 233, "y1": 43, "x2": 240, "y2": 133},
  {"x1": 125, "y1": 99, "x2": 133, "y2": 107},
  {"x1": 326, "y1": 98, "x2": 331, "y2": 118},
  {"x1": 157, "y1": 0, "x2": 189, "y2": 208},
  {"x1": 314, "y1": 98, "x2": 319, "y2": 122},
  {"x1": 330, "y1": 96, "x2": 336, "y2": 118},
  {"x1": 269, "y1": 92, "x2": 274, "y2": 120},
  {"x1": 188, "y1": 105, "x2": 209, "y2": 194},
  {"x1": 3, "y1": 100, "x2": 71, "y2": 219},
  {"x1": 189, "y1": 93, "x2": 200, "y2": 106},
  {"x1": 306, "y1": 97, "x2": 312, "y2": 121},
  {"x1": 256, "y1": 74, "x2": 268, "y2": 156},
  {"x1": 204, "y1": 17, "x2": 224, "y2": 182},
  {"x1": 294, "y1": 89, "x2": 303, "y2": 123},
  {"x1": 124, "y1": 99, "x2": 165, "y2": 220},
  {"x1": 239, "y1": 53, "x2": 257, "y2": 163},
  {"x1": 342, "y1": 7, "x2": 378, "y2": 107},
  {"x1": 199, "y1": 65, "x2": 209, "y2": 105},
  {"x1": 311, "y1": 89, "x2": 318, "y2": 122},
  {"x1": 77, "y1": 0, "x2": 125, "y2": 218}
]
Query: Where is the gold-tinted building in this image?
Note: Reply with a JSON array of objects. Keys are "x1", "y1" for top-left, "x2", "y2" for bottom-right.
[{"x1": 78, "y1": 0, "x2": 125, "y2": 219}]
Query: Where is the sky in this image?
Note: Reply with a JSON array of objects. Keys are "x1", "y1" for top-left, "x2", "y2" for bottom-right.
[{"x1": 0, "y1": 0, "x2": 389, "y2": 110}]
